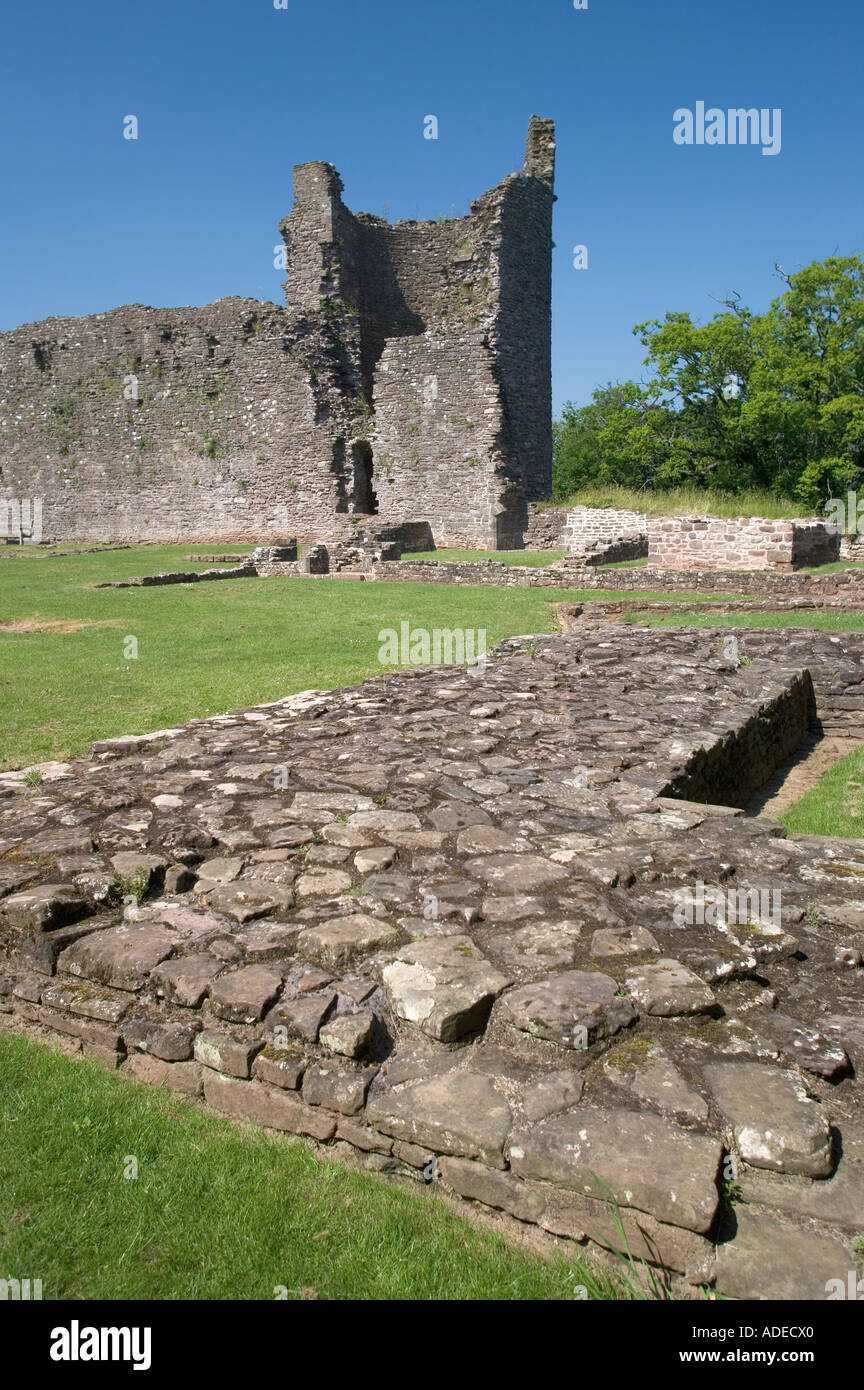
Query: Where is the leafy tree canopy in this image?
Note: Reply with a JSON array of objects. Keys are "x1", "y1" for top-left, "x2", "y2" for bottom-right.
[{"x1": 553, "y1": 256, "x2": 864, "y2": 511}]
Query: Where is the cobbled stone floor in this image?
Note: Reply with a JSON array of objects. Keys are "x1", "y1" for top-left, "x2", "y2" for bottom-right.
[{"x1": 2, "y1": 626, "x2": 864, "y2": 1300}]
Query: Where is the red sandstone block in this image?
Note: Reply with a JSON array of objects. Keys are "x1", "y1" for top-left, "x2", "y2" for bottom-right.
[
  {"x1": 14, "y1": 1000, "x2": 124, "y2": 1052},
  {"x1": 335, "y1": 1119, "x2": 393, "y2": 1154},
  {"x1": 203, "y1": 1070, "x2": 337, "y2": 1141}
]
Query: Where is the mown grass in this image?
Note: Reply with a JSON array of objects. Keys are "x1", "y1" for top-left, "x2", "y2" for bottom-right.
[
  {"x1": 624, "y1": 608, "x2": 864, "y2": 633},
  {"x1": 0, "y1": 545, "x2": 712, "y2": 770},
  {"x1": 544, "y1": 485, "x2": 807, "y2": 520},
  {"x1": 780, "y1": 744, "x2": 864, "y2": 839},
  {"x1": 0, "y1": 1030, "x2": 620, "y2": 1301},
  {"x1": 800, "y1": 560, "x2": 864, "y2": 575},
  {"x1": 403, "y1": 549, "x2": 566, "y2": 566}
]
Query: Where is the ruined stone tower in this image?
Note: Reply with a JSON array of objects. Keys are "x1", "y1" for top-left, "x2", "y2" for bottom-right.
[{"x1": 0, "y1": 118, "x2": 555, "y2": 547}]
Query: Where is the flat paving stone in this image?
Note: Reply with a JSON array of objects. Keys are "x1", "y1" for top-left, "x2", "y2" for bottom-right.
[
  {"x1": 299, "y1": 914, "x2": 402, "y2": 969},
  {"x1": 209, "y1": 965, "x2": 284, "y2": 1024},
  {"x1": 464, "y1": 854, "x2": 570, "y2": 894},
  {"x1": 383, "y1": 937, "x2": 508, "y2": 1042},
  {"x1": 703, "y1": 1061, "x2": 834, "y2": 1177},
  {"x1": 57, "y1": 923, "x2": 177, "y2": 992},
  {"x1": 499, "y1": 970, "x2": 637, "y2": 1050},
  {"x1": 625, "y1": 959, "x2": 717, "y2": 1017},
  {"x1": 152, "y1": 953, "x2": 223, "y2": 1007},
  {"x1": 367, "y1": 1070, "x2": 512, "y2": 1168},
  {"x1": 206, "y1": 880, "x2": 295, "y2": 921},
  {"x1": 508, "y1": 1106, "x2": 723, "y2": 1234}
]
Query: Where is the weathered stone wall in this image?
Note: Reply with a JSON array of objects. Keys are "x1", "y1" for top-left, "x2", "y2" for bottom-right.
[
  {"x1": 562, "y1": 562, "x2": 863, "y2": 595},
  {"x1": 562, "y1": 506, "x2": 647, "y2": 552},
  {"x1": 523, "y1": 503, "x2": 569, "y2": 549},
  {"x1": 0, "y1": 300, "x2": 361, "y2": 543},
  {"x1": 581, "y1": 535, "x2": 648, "y2": 566},
  {"x1": 297, "y1": 556, "x2": 864, "y2": 598},
  {"x1": 648, "y1": 515, "x2": 841, "y2": 571},
  {"x1": 0, "y1": 120, "x2": 556, "y2": 548},
  {"x1": 370, "y1": 337, "x2": 505, "y2": 548},
  {"x1": 839, "y1": 532, "x2": 864, "y2": 562}
]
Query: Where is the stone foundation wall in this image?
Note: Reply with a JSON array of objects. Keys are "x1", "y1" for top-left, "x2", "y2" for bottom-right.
[
  {"x1": 523, "y1": 504, "x2": 569, "y2": 549},
  {"x1": 562, "y1": 506, "x2": 647, "y2": 551},
  {"x1": 839, "y1": 533, "x2": 864, "y2": 562},
  {"x1": 1, "y1": 627, "x2": 863, "y2": 1299},
  {"x1": 563, "y1": 563, "x2": 864, "y2": 596},
  {"x1": 648, "y1": 516, "x2": 841, "y2": 571},
  {"x1": 346, "y1": 557, "x2": 864, "y2": 598},
  {"x1": 581, "y1": 535, "x2": 648, "y2": 566}
]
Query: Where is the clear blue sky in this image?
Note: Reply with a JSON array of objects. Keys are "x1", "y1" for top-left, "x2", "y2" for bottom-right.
[{"x1": 1, "y1": 0, "x2": 861, "y2": 412}]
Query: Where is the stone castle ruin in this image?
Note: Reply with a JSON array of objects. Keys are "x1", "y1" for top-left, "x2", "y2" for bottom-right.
[{"x1": 0, "y1": 119, "x2": 556, "y2": 550}]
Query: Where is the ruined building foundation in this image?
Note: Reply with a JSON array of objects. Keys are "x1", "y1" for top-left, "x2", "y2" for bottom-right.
[{"x1": 2, "y1": 626, "x2": 864, "y2": 1299}]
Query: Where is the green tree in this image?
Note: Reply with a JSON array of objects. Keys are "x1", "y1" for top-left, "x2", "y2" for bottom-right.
[
  {"x1": 551, "y1": 382, "x2": 674, "y2": 499},
  {"x1": 553, "y1": 255, "x2": 864, "y2": 509}
]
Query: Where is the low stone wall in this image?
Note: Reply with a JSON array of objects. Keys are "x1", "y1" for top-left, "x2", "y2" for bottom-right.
[
  {"x1": 358, "y1": 557, "x2": 864, "y2": 598},
  {"x1": 648, "y1": 516, "x2": 841, "y2": 571},
  {"x1": 96, "y1": 553, "x2": 864, "y2": 600},
  {"x1": 2, "y1": 627, "x2": 864, "y2": 1299},
  {"x1": 840, "y1": 533, "x2": 864, "y2": 563},
  {"x1": 581, "y1": 535, "x2": 648, "y2": 567},
  {"x1": 185, "y1": 553, "x2": 254, "y2": 564},
  {"x1": 95, "y1": 565, "x2": 256, "y2": 590},
  {"x1": 562, "y1": 506, "x2": 647, "y2": 552},
  {"x1": 523, "y1": 504, "x2": 570, "y2": 549},
  {"x1": 555, "y1": 563, "x2": 864, "y2": 597},
  {"x1": 364, "y1": 559, "x2": 562, "y2": 587}
]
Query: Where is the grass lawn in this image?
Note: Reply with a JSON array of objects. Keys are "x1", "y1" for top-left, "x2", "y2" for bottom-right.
[
  {"x1": 800, "y1": 560, "x2": 864, "y2": 575},
  {"x1": 780, "y1": 744, "x2": 864, "y2": 839},
  {"x1": 403, "y1": 549, "x2": 565, "y2": 566},
  {"x1": 0, "y1": 1030, "x2": 620, "y2": 1301},
  {"x1": 0, "y1": 545, "x2": 721, "y2": 770}
]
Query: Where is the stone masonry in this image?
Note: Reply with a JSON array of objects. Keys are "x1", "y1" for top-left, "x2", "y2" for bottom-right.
[
  {"x1": 0, "y1": 120, "x2": 555, "y2": 550},
  {"x1": 648, "y1": 515, "x2": 841, "y2": 571},
  {"x1": 2, "y1": 625, "x2": 864, "y2": 1299},
  {"x1": 562, "y1": 506, "x2": 648, "y2": 552}
]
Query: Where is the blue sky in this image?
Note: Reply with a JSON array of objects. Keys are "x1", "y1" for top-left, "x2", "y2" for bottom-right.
[{"x1": 1, "y1": 0, "x2": 861, "y2": 412}]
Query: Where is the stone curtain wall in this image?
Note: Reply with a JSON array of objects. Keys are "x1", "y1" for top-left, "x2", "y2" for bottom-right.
[
  {"x1": 0, "y1": 299, "x2": 361, "y2": 543},
  {"x1": 0, "y1": 120, "x2": 556, "y2": 548},
  {"x1": 648, "y1": 515, "x2": 841, "y2": 571},
  {"x1": 561, "y1": 506, "x2": 648, "y2": 551}
]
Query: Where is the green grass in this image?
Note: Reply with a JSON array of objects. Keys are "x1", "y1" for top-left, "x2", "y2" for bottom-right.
[
  {"x1": 403, "y1": 549, "x2": 566, "y2": 566},
  {"x1": 547, "y1": 485, "x2": 807, "y2": 520},
  {"x1": 0, "y1": 1030, "x2": 619, "y2": 1301},
  {"x1": 780, "y1": 744, "x2": 864, "y2": 839},
  {"x1": 0, "y1": 545, "x2": 711, "y2": 770},
  {"x1": 624, "y1": 608, "x2": 864, "y2": 633},
  {"x1": 799, "y1": 560, "x2": 864, "y2": 575}
]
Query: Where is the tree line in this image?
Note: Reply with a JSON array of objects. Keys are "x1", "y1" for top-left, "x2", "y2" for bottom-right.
[{"x1": 552, "y1": 256, "x2": 864, "y2": 511}]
